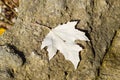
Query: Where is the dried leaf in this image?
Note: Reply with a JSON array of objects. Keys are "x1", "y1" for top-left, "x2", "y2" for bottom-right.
[{"x1": 41, "y1": 21, "x2": 89, "y2": 69}]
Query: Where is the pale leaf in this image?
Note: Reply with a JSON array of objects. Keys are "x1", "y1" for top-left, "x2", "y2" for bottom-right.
[{"x1": 41, "y1": 21, "x2": 89, "y2": 69}]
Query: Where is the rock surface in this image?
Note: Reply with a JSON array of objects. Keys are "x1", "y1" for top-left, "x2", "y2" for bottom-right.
[
  {"x1": 98, "y1": 29, "x2": 120, "y2": 80},
  {"x1": 0, "y1": 0, "x2": 120, "y2": 80}
]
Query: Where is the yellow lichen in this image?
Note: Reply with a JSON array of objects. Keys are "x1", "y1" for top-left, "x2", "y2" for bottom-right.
[{"x1": 0, "y1": 27, "x2": 6, "y2": 35}]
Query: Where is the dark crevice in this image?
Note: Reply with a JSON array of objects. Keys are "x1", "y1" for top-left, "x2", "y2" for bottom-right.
[
  {"x1": 35, "y1": 21, "x2": 52, "y2": 29},
  {"x1": 7, "y1": 44, "x2": 26, "y2": 65},
  {"x1": 7, "y1": 69, "x2": 14, "y2": 78},
  {"x1": 97, "y1": 68, "x2": 100, "y2": 77},
  {"x1": 48, "y1": 74, "x2": 50, "y2": 79},
  {"x1": 77, "y1": 43, "x2": 85, "y2": 49},
  {"x1": 87, "y1": 0, "x2": 100, "y2": 79},
  {"x1": 64, "y1": 71, "x2": 68, "y2": 80},
  {"x1": 64, "y1": 71, "x2": 68, "y2": 76},
  {"x1": 96, "y1": 31, "x2": 117, "y2": 78},
  {"x1": 86, "y1": 25, "x2": 96, "y2": 58},
  {"x1": 105, "y1": 0, "x2": 112, "y2": 10},
  {"x1": 79, "y1": 52, "x2": 82, "y2": 61},
  {"x1": 95, "y1": 67, "x2": 100, "y2": 80},
  {"x1": 100, "y1": 31, "x2": 117, "y2": 65},
  {"x1": 81, "y1": 23, "x2": 96, "y2": 58},
  {"x1": 90, "y1": 43, "x2": 96, "y2": 58},
  {"x1": 86, "y1": 0, "x2": 95, "y2": 58}
]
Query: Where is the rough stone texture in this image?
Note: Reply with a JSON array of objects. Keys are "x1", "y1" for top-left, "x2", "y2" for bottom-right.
[
  {"x1": 98, "y1": 29, "x2": 120, "y2": 80},
  {"x1": 0, "y1": 0, "x2": 120, "y2": 80},
  {"x1": 0, "y1": 45, "x2": 22, "y2": 80}
]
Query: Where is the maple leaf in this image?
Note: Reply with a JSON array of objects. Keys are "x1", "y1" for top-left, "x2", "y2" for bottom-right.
[{"x1": 41, "y1": 21, "x2": 89, "y2": 69}]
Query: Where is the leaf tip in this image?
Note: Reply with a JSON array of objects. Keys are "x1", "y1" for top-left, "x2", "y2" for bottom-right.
[
  {"x1": 41, "y1": 42, "x2": 45, "y2": 49},
  {"x1": 69, "y1": 20, "x2": 79, "y2": 25}
]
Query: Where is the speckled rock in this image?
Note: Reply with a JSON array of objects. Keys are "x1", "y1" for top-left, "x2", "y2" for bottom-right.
[
  {"x1": 0, "y1": 45, "x2": 22, "y2": 80},
  {"x1": 98, "y1": 29, "x2": 120, "y2": 80}
]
